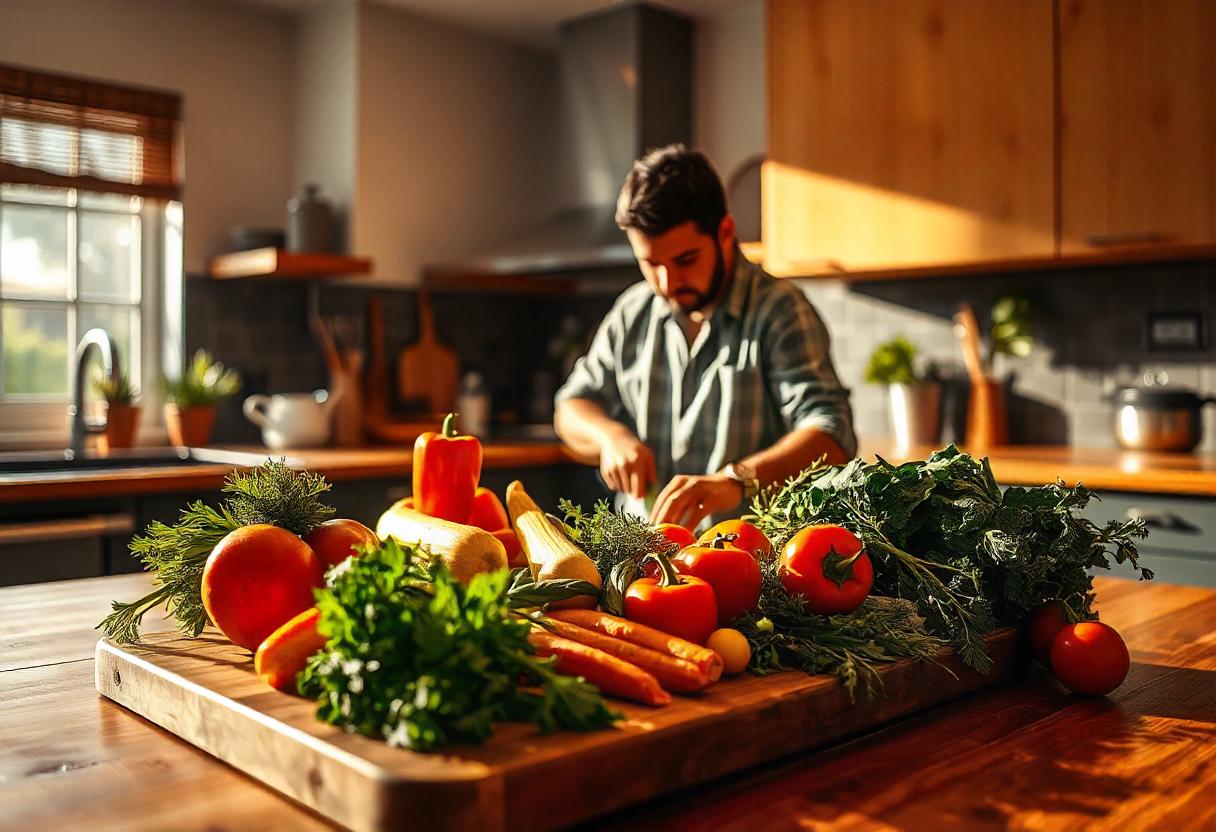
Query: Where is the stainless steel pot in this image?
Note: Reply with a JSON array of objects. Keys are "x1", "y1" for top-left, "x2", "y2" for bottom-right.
[{"x1": 1113, "y1": 386, "x2": 1213, "y2": 452}]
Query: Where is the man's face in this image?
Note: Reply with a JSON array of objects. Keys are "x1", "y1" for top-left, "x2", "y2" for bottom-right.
[{"x1": 626, "y1": 218, "x2": 733, "y2": 315}]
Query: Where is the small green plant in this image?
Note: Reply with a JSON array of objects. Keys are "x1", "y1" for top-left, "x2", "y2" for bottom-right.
[
  {"x1": 990, "y1": 295, "x2": 1034, "y2": 360},
  {"x1": 164, "y1": 350, "x2": 241, "y2": 407},
  {"x1": 864, "y1": 336, "x2": 921, "y2": 385},
  {"x1": 93, "y1": 370, "x2": 137, "y2": 405}
]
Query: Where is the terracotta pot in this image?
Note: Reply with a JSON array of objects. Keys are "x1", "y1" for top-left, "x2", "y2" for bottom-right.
[
  {"x1": 165, "y1": 403, "x2": 217, "y2": 447},
  {"x1": 99, "y1": 403, "x2": 141, "y2": 455}
]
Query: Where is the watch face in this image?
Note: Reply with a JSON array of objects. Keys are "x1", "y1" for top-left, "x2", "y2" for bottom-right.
[{"x1": 727, "y1": 462, "x2": 756, "y2": 483}]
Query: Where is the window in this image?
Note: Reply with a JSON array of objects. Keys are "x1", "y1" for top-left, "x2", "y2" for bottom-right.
[{"x1": 0, "y1": 65, "x2": 181, "y2": 447}]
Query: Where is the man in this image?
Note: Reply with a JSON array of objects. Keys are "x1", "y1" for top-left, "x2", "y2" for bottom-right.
[{"x1": 554, "y1": 145, "x2": 856, "y2": 530}]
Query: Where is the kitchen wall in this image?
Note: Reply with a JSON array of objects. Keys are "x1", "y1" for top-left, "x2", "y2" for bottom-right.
[
  {"x1": 352, "y1": 1, "x2": 564, "y2": 285},
  {"x1": 802, "y1": 260, "x2": 1216, "y2": 451},
  {"x1": 0, "y1": 0, "x2": 296, "y2": 275}
]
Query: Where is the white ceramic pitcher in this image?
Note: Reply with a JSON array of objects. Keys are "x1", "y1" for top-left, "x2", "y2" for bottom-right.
[{"x1": 242, "y1": 389, "x2": 340, "y2": 449}]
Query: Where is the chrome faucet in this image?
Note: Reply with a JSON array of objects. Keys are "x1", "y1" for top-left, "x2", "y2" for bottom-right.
[{"x1": 67, "y1": 328, "x2": 120, "y2": 459}]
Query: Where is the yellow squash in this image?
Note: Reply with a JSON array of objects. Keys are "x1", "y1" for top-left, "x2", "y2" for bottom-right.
[
  {"x1": 505, "y1": 480, "x2": 601, "y2": 609},
  {"x1": 376, "y1": 501, "x2": 507, "y2": 584}
]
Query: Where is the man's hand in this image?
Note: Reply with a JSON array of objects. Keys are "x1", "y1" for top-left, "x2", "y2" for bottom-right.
[
  {"x1": 649, "y1": 473, "x2": 743, "y2": 530},
  {"x1": 599, "y1": 426, "x2": 657, "y2": 500}
]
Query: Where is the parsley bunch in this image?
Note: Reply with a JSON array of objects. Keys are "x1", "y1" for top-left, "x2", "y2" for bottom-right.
[
  {"x1": 298, "y1": 538, "x2": 620, "y2": 752},
  {"x1": 753, "y1": 445, "x2": 1152, "y2": 672}
]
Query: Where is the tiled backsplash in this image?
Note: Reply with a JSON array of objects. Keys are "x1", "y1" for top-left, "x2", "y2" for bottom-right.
[
  {"x1": 797, "y1": 259, "x2": 1216, "y2": 450},
  {"x1": 187, "y1": 257, "x2": 1216, "y2": 451}
]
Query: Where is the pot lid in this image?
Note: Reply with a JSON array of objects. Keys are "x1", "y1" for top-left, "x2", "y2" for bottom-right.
[{"x1": 1113, "y1": 386, "x2": 1206, "y2": 407}]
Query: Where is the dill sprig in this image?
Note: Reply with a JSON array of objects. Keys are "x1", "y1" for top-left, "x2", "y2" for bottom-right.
[
  {"x1": 559, "y1": 499, "x2": 677, "y2": 614},
  {"x1": 99, "y1": 460, "x2": 336, "y2": 644}
]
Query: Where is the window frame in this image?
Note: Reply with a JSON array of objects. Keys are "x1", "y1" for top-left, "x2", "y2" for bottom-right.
[{"x1": 0, "y1": 185, "x2": 179, "y2": 449}]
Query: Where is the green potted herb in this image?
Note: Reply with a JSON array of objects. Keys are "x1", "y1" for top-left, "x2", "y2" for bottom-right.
[
  {"x1": 864, "y1": 336, "x2": 941, "y2": 449},
  {"x1": 163, "y1": 350, "x2": 241, "y2": 447},
  {"x1": 93, "y1": 370, "x2": 141, "y2": 454}
]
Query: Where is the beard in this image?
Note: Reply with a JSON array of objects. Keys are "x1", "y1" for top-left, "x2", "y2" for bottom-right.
[{"x1": 671, "y1": 240, "x2": 727, "y2": 314}]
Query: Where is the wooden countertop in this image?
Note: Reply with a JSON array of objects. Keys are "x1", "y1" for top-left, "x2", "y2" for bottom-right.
[
  {"x1": 0, "y1": 442, "x2": 577, "y2": 504},
  {"x1": 861, "y1": 441, "x2": 1216, "y2": 498},
  {"x1": 2, "y1": 575, "x2": 1212, "y2": 830}
]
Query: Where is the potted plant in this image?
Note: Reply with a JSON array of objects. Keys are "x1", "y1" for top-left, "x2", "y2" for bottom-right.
[
  {"x1": 865, "y1": 336, "x2": 942, "y2": 449},
  {"x1": 93, "y1": 370, "x2": 141, "y2": 454},
  {"x1": 164, "y1": 350, "x2": 241, "y2": 447}
]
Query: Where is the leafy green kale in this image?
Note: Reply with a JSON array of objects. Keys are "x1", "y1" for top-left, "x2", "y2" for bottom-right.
[
  {"x1": 752, "y1": 445, "x2": 1151, "y2": 672},
  {"x1": 298, "y1": 538, "x2": 620, "y2": 752}
]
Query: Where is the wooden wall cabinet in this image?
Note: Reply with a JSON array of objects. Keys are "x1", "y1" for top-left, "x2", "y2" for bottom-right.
[
  {"x1": 1059, "y1": 0, "x2": 1216, "y2": 254},
  {"x1": 766, "y1": 0, "x2": 1215, "y2": 278},
  {"x1": 764, "y1": 0, "x2": 1056, "y2": 275}
]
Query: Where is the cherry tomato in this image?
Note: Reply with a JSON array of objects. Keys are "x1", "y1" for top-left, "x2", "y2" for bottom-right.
[
  {"x1": 699, "y1": 520, "x2": 772, "y2": 560},
  {"x1": 778, "y1": 524, "x2": 873, "y2": 615},
  {"x1": 1026, "y1": 601, "x2": 1069, "y2": 667},
  {"x1": 1051, "y1": 621, "x2": 1129, "y2": 696},
  {"x1": 655, "y1": 523, "x2": 697, "y2": 548},
  {"x1": 674, "y1": 538, "x2": 762, "y2": 625}
]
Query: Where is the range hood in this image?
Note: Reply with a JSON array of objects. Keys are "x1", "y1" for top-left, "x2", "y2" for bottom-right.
[{"x1": 425, "y1": 3, "x2": 693, "y2": 280}]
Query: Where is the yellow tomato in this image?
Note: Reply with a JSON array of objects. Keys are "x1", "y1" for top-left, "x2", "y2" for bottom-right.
[{"x1": 707, "y1": 628, "x2": 751, "y2": 675}]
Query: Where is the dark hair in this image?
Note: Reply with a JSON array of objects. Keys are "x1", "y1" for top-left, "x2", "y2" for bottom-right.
[{"x1": 615, "y1": 144, "x2": 727, "y2": 237}]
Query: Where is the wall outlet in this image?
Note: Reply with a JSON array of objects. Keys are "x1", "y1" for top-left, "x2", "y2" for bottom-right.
[{"x1": 1145, "y1": 312, "x2": 1206, "y2": 351}]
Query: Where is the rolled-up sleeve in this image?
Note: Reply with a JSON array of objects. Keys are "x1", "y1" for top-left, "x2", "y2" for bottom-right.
[
  {"x1": 763, "y1": 294, "x2": 857, "y2": 459},
  {"x1": 554, "y1": 308, "x2": 624, "y2": 420}
]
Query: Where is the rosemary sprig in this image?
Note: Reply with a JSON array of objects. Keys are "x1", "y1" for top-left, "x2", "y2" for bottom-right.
[{"x1": 99, "y1": 460, "x2": 336, "y2": 644}]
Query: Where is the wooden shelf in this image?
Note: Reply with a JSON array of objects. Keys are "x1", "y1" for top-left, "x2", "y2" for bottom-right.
[{"x1": 209, "y1": 248, "x2": 372, "y2": 280}]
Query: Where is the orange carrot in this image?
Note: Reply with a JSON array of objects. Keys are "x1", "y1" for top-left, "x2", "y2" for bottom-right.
[
  {"x1": 542, "y1": 618, "x2": 709, "y2": 693},
  {"x1": 529, "y1": 628, "x2": 670, "y2": 707},
  {"x1": 254, "y1": 607, "x2": 326, "y2": 691},
  {"x1": 548, "y1": 609, "x2": 724, "y2": 683}
]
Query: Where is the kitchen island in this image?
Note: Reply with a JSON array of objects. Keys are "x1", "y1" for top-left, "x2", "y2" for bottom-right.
[{"x1": 2, "y1": 575, "x2": 1211, "y2": 830}]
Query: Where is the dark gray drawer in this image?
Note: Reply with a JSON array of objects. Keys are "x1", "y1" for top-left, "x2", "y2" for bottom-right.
[{"x1": 1085, "y1": 492, "x2": 1216, "y2": 558}]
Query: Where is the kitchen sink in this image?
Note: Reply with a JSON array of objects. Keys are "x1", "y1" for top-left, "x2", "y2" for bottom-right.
[{"x1": 0, "y1": 447, "x2": 278, "y2": 479}]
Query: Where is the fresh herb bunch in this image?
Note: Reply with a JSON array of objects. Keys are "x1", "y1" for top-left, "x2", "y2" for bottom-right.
[
  {"x1": 299, "y1": 538, "x2": 620, "y2": 751},
  {"x1": 752, "y1": 445, "x2": 1151, "y2": 672},
  {"x1": 737, "y1": 550, "x2": 946, "y2": 697},
  {"x1": 559, "y1": 499, "x2": 678, "y2": 615},
  {"x1": 99, "y1": 461, "x2": 335, "y2": 643},
  {"x1": 164, "y1": 349, "x2": 241, "y2": 407}
]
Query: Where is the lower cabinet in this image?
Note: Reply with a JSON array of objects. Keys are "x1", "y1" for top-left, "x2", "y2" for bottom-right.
[
  {"x1": 1085, "y1": 491, "x2": 1216, "y2": 589},
  {"x1": 0, "y1": 464, "x2": 609, "y2": 587}
]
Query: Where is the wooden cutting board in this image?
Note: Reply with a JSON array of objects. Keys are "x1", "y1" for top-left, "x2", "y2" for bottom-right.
[
  {"x1": 95, "y1": 628, "x2": 1026, "y2": 832},
  {"x1": 397, "y1": 291, "x2": 459, "y2": 414}
]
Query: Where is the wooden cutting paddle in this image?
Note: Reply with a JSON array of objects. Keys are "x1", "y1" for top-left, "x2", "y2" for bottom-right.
[
  {"x1": 397, "y1": 289, "x2": 459, "y2": 416},
  {"x1": 954, "y1": 302, "x2": 1007, "y2": 449}
]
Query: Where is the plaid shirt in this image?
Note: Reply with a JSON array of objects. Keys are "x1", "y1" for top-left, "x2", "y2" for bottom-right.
[{"x1": 556, "y1": 249, "x2": 856, "y2": 521}]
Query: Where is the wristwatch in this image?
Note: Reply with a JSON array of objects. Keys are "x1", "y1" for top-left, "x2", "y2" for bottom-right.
[{"x1": 721, "y1": 461, "x2": 760, "y2": 502}]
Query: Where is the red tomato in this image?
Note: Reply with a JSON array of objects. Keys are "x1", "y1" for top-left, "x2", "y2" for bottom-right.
[
  {"x1": 624, "y1": 556, "x2": 718, "y2": 645},
  {"x1": 1026, "y1": 601, "x2": 1069, "y2": 667},
  {"x1": 699, "y1": 520, "x2": 772, "y2": 560},
  {"x1": 674, "y1": 541, "x2": 762, "y2": 625},
  {"x1": 656, "y1": 523, "x2": 697, "y2": 548},
  {"x1": 202, "y1": 525, "x2": 324, "y2": 652},
  {"x1": 777, "y1": 524, "x2": 873, "y2": 615},
  {"x1": 1050, "y1": 621, "x2": 1130, "y2": 696},
  {"x1": 303, "y1": 519, "x2": 378, "y2": 569}
]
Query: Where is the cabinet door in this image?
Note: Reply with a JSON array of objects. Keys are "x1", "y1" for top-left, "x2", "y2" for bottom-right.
[
  {"x1": 764, "y1": 0, "x2": 1056, "y2": 274},
  {"x1": 1059, "y1": 0, "x2": 1216, "y2": 252}
]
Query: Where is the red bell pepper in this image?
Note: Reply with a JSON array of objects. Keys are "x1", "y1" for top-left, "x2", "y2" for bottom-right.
[
  {"x1": 624, "y1": 552, "x2": 718, "y2": 645},
  {"x1": 777, "y1": 524, "x2": 873, "y2": 615},
  {"x1": 468, "y1": 486, "x2": 510, "y2": 531},
  {"x1": 411, "y1": 413, "x2": 482, "y2": 523}
]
